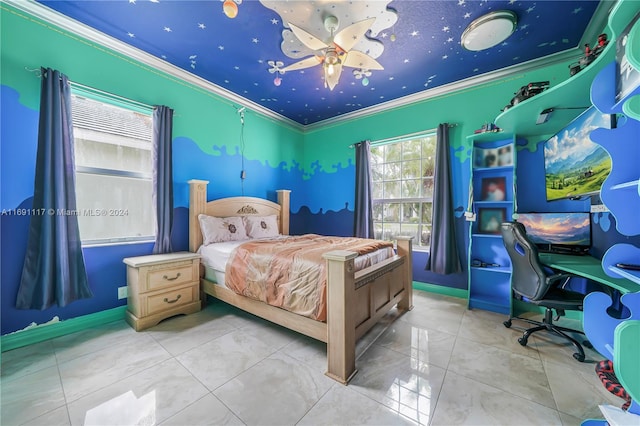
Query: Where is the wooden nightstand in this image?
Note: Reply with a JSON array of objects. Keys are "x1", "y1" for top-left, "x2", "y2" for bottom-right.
[{"x1": 123, "y1": 252, "x2": 201, "y2": 331}]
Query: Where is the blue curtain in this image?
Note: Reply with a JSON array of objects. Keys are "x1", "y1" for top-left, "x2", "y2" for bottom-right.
[
  {"x1": 152, "y1": 105, "x2": 174, "y2": 254},
  {"x1": 426, "y1": 123, "x2": 462, "y2": 274},
  {"x1": 354, "y1": 140, "x2": 374, "y2": 238},
  {"x1": 16, "y1": 68, "x2": 92, "y2": 310}
]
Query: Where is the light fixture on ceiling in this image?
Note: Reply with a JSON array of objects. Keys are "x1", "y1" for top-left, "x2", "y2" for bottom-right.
[
  {"x1": 281, "y1": 15, "x2": 383, "y2": 91},
  {"x1": 461, "y1": 10, "x2": 517, "y2": 51},
  {"x1": 223, "y1": 0, "x2": 242, "y2": 19}
]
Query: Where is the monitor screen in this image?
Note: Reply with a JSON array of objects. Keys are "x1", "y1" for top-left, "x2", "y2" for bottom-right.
[
  {"x1": 517, "y1": 212, "x2": 591, "y2": 253},
  {"x1": 543, "y1": 107, "x2": 615, "y2": 202}
]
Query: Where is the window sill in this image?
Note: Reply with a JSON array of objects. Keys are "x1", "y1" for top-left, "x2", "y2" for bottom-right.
[
  {"x1": 412, "y1": 247, "x2": 430, "y2": 253},
  {"x1": 81, "y1": 239, "x2": 155, "y2": 249}
]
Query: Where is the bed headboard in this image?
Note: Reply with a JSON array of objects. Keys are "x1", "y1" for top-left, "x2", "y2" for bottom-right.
[{"x1": 188, "y1": 180, "x2": 291, "y2": 253}]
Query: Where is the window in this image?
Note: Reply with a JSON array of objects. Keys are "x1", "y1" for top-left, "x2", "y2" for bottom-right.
[
  {"x1": 71, "y1": 93, "x2": 155, "y2": 244},
  {"x1": 370, "y1": 133, "x2": 437, "y2": 250}
]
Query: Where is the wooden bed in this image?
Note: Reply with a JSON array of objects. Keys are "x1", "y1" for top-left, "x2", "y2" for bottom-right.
[{"x1": 188, "y1": 179, "x2": 413, "y2": 384}]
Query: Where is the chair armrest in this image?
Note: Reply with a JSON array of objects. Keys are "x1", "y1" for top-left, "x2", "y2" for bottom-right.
[{"x1": 546, "y1": 273, "x2": 574, "y2": 288}]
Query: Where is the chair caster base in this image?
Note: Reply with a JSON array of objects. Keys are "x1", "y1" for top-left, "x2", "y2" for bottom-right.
[
  {"x1": 573, "y1": 352, "x2": 585, "y2": 362},
  {"x1": 503, "y1": 320, "x2": 512, "y2": 328},
  {"x1": 518, "y1": 337, "x2": 528, "y2": 346}
]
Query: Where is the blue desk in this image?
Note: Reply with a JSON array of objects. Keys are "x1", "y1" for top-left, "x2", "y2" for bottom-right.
[{"x1": 539, "y1": 253, "x2": 640, "y2": 294}]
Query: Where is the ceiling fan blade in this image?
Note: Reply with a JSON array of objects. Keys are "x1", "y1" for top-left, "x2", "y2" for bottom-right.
[
  {"x1": 333, "y1": 17, "x2": 375, "y2": 52},
  {"x1": 342, "y1": 50, "x2": 384, "y2": 70},
  {"x1": 288, "y1": 22, "x2": 328, "y2": 52},
  {"x1": 325, "y1": 63, "x2": 342, "y2": 91},
  {"x1": 282, "y1": 56, "x2": 322, "y2": 72}
]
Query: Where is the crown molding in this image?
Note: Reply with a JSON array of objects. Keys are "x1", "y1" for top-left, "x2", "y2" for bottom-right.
[
  {"x1": 579, "y1": 0, "x2": 617, "y2": 49},
  {"x1": 304, "y1": 47, "x2": 582, "y2": 131},
  {"x1": 4, "y1": 0, "x2": 304, "y2": 131}
]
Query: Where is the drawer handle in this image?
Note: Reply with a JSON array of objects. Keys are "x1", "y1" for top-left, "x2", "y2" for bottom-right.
[
  {"x1": 163, "y1": 272, "x2": 181, "y2": 281},
  {"x1": 163, "y1": 294, "x2": 182, "y2": 304}
]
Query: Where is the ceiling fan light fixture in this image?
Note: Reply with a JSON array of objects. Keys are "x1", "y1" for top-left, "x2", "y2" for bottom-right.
[
  {"x1": 325, "y1": 50, "x2": 340, "y2": 65},
  {"x1": 324, "y1": 49, "x2": 341, "y2": 76},
  {"x1": 461, "y1": 10, "x2": 517, "y2": 51}
]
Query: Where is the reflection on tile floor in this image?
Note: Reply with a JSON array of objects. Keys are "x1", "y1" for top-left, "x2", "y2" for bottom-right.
[{"x1": 1, "y1": 290, "x2": 624, "y2": 425}]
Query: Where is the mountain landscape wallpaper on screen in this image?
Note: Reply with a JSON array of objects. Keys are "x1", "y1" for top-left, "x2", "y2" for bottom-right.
[
  {"x1": 518, "y1": 213, "x2": 591, "y2": 246},
  {"x1": 544, "y1": 107, "x2": 613, "y2": 201}
]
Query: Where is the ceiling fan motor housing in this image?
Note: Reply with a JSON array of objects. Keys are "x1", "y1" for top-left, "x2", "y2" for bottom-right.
[{"x1": 324, "y1": 15, "x2": 339, "y2": 34}]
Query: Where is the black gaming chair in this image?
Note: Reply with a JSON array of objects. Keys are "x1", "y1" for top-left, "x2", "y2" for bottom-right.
[{"x1": 500, "y1": 221, "x2": 591, "y2": 362}]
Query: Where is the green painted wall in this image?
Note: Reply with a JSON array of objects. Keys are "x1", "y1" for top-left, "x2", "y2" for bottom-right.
[
  {"x1": 1, "y1": 4, "x2": 304, "y2": 167},
  {"x1": 301, "y1": 62, "x2": 574, "y2": 172}
]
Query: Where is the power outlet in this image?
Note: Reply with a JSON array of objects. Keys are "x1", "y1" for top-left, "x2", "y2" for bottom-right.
[
  {"x1": 590, "y1": 204, "x2": 609, "y2": 213},
  {"x1": 117, "y1": 286, "x2": 128, "y2": 300}
]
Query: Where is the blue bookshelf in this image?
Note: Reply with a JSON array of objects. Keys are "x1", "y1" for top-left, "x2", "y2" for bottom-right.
[{"x1": 467, "y1": 133, "x2": 517, "y2": 315}]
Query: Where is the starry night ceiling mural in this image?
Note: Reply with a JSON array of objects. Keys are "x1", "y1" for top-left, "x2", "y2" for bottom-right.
[{"x1": 37, "y1": 0, "x2": 603, "y2": 126}]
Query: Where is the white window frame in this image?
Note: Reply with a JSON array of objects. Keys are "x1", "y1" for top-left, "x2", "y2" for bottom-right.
[
  {"x1": 71, "y1": 88, "x2": 156, "y2": 246},
  {"x1": 370, "y1": 131, "x2": 437, "y2": 252}
]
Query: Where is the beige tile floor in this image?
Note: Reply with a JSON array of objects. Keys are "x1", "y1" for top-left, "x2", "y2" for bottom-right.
[{"x1": 0, "y1": 290, "x2": 624, "y2": 425}]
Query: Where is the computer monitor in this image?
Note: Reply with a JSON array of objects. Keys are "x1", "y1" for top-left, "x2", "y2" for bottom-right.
[{"x1": 516, "y1": 212, "x2": 591, "y2": 254}]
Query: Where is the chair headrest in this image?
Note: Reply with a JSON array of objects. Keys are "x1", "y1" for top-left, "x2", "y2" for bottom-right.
[
  {"x1": 501, "y1": 221, "x2": 549, "y2": 300},
  {"x1": 501, "y1": 221, "x2": 538, "y2": 256}
]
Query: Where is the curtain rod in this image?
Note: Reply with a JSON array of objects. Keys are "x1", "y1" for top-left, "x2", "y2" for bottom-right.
[
  {"x1": 25, "y1": 66, "x2": 154, "y2": 111},
  {"x1": 350, "y1": 124, "x2": 457, "y2": 148}
]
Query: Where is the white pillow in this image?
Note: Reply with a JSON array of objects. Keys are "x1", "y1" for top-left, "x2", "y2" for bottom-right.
[
  {"x1": 198, "y1": 214, "x2": 248, "y2": 245},
  {"x1": 243, "y1": 215, "x2": 279, "y2": 239}
]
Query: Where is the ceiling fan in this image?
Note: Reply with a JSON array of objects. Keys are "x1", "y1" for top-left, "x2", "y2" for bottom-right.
[{"x1": 281, "y1": 15, "x2": 384, "y2": 91}]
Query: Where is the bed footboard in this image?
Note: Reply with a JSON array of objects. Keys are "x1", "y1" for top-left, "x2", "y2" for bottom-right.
[{"x1": 323, "y1": 236, "x2": 413, "y2": 383}]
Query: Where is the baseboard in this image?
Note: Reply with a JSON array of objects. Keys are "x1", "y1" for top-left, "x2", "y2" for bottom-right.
[
  {"x1": 0, "y1": 306, "x2": 127, "y2": 352},
  {"x1": 413, "y1": 281, "x2": 468, "y2": 300}
]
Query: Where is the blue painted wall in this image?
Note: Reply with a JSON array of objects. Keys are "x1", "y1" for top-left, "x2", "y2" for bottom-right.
[{"x1": 516, "y1": 135, "x2": 640, "y2": 259}]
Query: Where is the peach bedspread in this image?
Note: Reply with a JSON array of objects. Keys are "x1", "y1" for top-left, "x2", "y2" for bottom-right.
[{"x1": 224, "y1": 234, "x2": 393, "y2": 321}]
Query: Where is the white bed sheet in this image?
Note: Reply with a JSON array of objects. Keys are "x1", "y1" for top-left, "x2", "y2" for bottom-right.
[{"x1": 197, "y1": 235, "x2": 394, "y2": 286}]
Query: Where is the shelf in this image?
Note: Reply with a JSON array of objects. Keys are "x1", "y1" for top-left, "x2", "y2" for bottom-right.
[
  {"x1": 471, "y1": 233, "x2": 503, "y2": 239},
  {"x1": 625, "y1": 95, "x2": 640, "y2": 121},
  {"x1": 582, "y1": 3, "x2": 640, "y2": 419},
  {"x1": 608, "y1": 266, "x2": 640, "y2": 285},
  {"x1": 468, "y1": 298, "x2": 510, "y2": 315},
  {"x1": 494, "y1": 44, "x2": 615, "y2": 138},
  {"x1": 466, "y1": 132, "x2": 511, "y2": 143},
  {"x1": 471, "y1": 266, "x2": 511, "y2": 274},
  {"x1": 625, "y1": 8, "x2": 640, "y2": 73},
  {"x1": 468, "y1": 134, "x2": 515, "y2": 315},
  {"x1": 610, "y1": 179, "x2": 640, "y2": 191},
  {"x1": 474, "y1": 201, "x2": 512, "y2": 207},
  {"x1": 623, "y1": 14, "x2": 640, "y2": 120},
  {"x1": 602, "y1": 243, "x2": 640, "y2": 284},
  {"x1": 472, "y1": 166, "x2": 513, "y2": 174}
]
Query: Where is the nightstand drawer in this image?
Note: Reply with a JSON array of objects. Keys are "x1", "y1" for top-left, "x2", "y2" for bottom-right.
[
  {"x1": 145, "y1": 284, "x2": 197, "y2": 315},
  {"x1": 147, "y1": 263, "x2": 195, "y2": 291}
]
